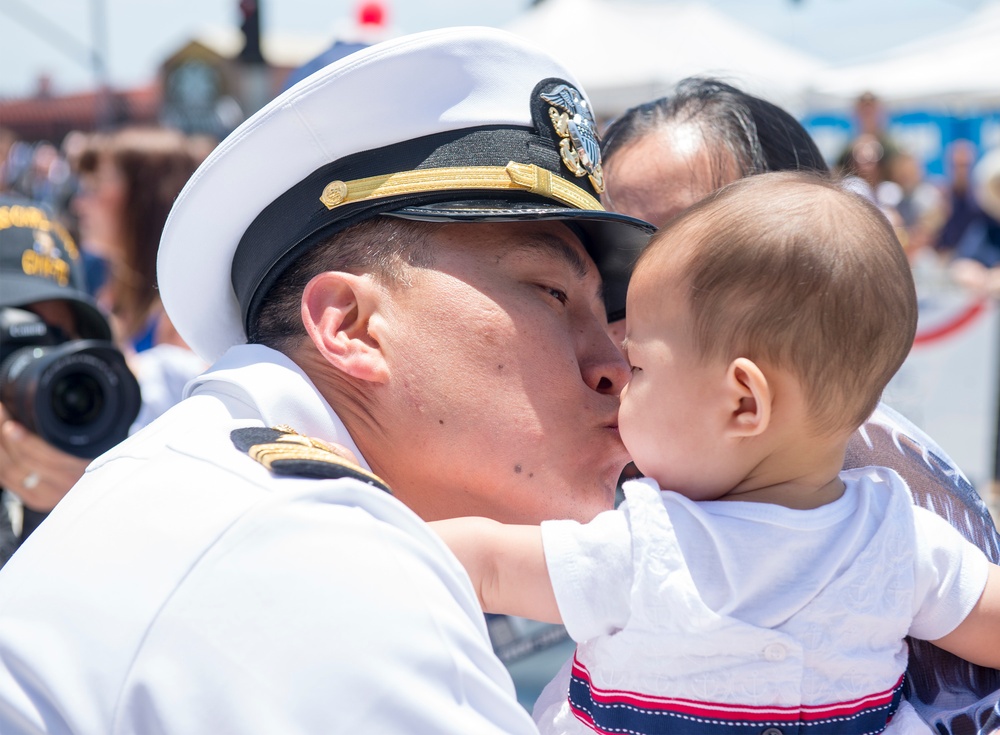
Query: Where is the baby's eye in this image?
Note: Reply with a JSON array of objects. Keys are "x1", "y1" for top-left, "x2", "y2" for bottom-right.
[{"x1": 630, "y1": 365, "x2": 641, "y2": 374}]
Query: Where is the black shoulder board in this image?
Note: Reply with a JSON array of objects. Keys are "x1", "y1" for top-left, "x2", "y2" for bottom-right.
[{"x1": 230, "y1": 426, "x2": 391, "y2": 494}]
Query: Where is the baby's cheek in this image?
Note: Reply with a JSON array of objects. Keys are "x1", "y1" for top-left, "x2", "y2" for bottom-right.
[{"x1": 618, "y1": 400, "x2": 643, "y2": 459}]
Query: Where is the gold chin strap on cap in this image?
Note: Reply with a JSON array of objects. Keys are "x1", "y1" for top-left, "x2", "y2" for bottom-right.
[{"x1": 319, "y1": 161, "x2": 605, "y2": 212}]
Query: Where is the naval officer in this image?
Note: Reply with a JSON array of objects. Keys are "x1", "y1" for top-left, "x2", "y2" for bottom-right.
[{"x1": 0, "y1": 26, "x2": 652, "y2": 734}]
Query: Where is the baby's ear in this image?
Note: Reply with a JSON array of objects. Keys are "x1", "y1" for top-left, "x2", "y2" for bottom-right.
[{"x1": 725, "y1": 357, "x2": 771, "y2": 437}]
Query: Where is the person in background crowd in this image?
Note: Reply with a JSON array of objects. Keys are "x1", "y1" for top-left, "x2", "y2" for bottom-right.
[
  {"x1": 0, "y1": 194, "x2": 138, "y2": 563},
  {"x1": 599, "y1": 77, "x2": 827, "y2": 345},
  {"x1": 0, "y1": 128, "x2": 210, "y2": 554},
  {"x1": 826, "y1": 95, "x2": 906, "y2": 235},
  {"x1": 835, "y1": 91, "x2": 900, "y2": 187},
  {"x1": 838, "y1": 133, "x2": 886, "y2": 192},
  {"x1": 937, "y1": 139, "x2": 987, "y2": 254},
  {"x1": 879, "y1": 150, "x2": 945, "y2": 255},
  {"x1": 833, "y1": 133, "x2": 910, "y2": 242},
  {"x1": 72, "y1": 126, "x2": 208, "y2": 426},
  {"x1": 602, "y1": 77, "x2": 826, "y2": 216},
  {"x1": 596, "y1": 77, "x2": 1000, "y2": 733},
  {"x1": 73, "y1": 127, "x2": 201, "y2": 352},
  {"x1": 934, "y1": 139, "x2": 986, "y2": 258},
  {"x1": 949, "y1": 146, "x2": 1000, "y2": 298},
  {"x1": 24, "y1": 143, "x2": 72, "y2": 212}
]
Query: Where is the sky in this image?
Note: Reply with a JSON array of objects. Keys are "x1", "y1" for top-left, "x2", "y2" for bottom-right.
[{"x1": 0, "y1": 0, "x2": 984, "y2": 100}]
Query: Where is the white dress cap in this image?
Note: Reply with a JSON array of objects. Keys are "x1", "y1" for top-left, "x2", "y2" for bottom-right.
[{"x1": 158, "y1": 26, "x2": 653, "y2": 363}]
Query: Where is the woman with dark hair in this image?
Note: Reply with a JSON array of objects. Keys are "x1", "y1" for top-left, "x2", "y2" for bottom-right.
[
  {"x1": 586, "y1": 77, "x2": 1000, "y2": 735},
  {"x1": 0, "y1": 128, "x2": 209, "y2": 556},
  {"x1": 74, "y1": 127, "x2": 203, "y2": 351},
  {"x1": 600, "y1": 77, "x2": 827, "y2": 228},
  {"x1": 73, "y1": 126, "x2": 209, "y2": 427}
]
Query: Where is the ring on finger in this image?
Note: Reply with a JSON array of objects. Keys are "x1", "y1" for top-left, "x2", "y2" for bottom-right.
[{"x1": 22, "y1": 472, "x2": 40, "y2": 490}]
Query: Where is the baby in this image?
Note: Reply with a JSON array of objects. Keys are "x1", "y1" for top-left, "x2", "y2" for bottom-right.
[{"x1": 433, "y1": 171, "x2": 1000, "y2": 735}]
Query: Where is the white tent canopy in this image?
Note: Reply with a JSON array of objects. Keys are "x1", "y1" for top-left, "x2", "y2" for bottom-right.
[
  {"x1": 807, "y1": 1, "x2": 1000, "y2": 109},
  {"x1": 503, "y1": 0, "x2": 827, "y2": 119}
]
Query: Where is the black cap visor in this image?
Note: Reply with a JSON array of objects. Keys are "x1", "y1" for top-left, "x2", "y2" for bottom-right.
[
  {"x1": 233, "y1": 123, "x2": 655, "y2": 330},
  {"x1": 388, "y1": 200, "x2": 652, "y2": 323}
]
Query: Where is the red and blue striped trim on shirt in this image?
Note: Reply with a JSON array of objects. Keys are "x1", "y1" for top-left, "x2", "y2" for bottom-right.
[{"x1": 567, "y1": 655, "x2": 905, "y2": 735}]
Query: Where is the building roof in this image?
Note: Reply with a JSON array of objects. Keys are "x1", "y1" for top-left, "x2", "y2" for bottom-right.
[{"x1": 0, "y1": 84, "x2": 160, "y2": 142}]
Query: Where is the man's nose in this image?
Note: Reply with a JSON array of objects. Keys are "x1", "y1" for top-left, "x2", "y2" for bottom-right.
[
  {"x1": 606, "y1": 319, "x2": 626, "y2": 356},
  {"x1": 581, "y1": 326, "x2": 631, "y2": 395}
]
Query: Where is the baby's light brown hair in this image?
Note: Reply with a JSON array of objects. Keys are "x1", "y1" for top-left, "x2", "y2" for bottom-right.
[{"x1": 632, "y1": 171, "x2": 917, "y2": 434}]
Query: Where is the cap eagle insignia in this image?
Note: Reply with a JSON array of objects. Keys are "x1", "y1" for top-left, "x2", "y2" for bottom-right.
[{"x1": 541, "y1": 84, "x2": 605, "y2": 193}]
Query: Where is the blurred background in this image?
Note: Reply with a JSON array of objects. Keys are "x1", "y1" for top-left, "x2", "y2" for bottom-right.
[{"x1": 2, "y1": 0, "x2": 996, "y2": 169}]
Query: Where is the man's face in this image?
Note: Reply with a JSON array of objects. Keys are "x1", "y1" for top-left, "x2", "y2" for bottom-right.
[{"x1": 374, "y1": 221, "x2": 631, "y2": 524}]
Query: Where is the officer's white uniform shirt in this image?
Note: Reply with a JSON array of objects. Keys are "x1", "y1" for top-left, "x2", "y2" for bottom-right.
[{"x1": 0, "y1": 344, "x2": 538, "y2": 735}]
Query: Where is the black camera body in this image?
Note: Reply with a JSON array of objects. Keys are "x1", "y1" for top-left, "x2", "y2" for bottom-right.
[{"x1": 0, "y1": 307, "x2": 141, "y2": 459}]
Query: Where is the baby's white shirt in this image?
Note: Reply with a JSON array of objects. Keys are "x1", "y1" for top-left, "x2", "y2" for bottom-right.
[{"x1": 536, "y1": 467, "x2": 989, "y2": 735}]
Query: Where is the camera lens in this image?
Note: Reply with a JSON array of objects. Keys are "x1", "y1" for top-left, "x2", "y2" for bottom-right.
[
  {"x1": 0, "y1": 340, "x2": 141, "y2": 458},
  {"x1": 51, "y1": 372, "x2": 104, "y2": 426}
]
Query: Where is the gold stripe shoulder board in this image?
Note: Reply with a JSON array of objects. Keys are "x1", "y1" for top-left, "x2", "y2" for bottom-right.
[{"x1": 230, "y1": 426, "x2": 391, "y2": 495}]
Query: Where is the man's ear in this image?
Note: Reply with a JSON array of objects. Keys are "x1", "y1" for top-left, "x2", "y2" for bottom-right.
[
  {"x1": 301, "y1": 271, "x2": 389, "y2": 384},
  {"x1": 725, "y1": 357, "x2": 771, "y2": 438}
]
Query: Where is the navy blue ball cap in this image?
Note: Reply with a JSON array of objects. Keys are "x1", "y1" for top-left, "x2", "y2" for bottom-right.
[
  {"x1": 0, "y1": 194, "x2": 111, "y2": 341},
  {"x1": 158, "y1": 26, "x2": 654, "y2": 363}
]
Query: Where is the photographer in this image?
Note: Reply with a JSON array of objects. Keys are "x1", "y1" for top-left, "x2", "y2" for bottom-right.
[{"x1": 0, "y1": 194, "x2": 139, "y2": 565}]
